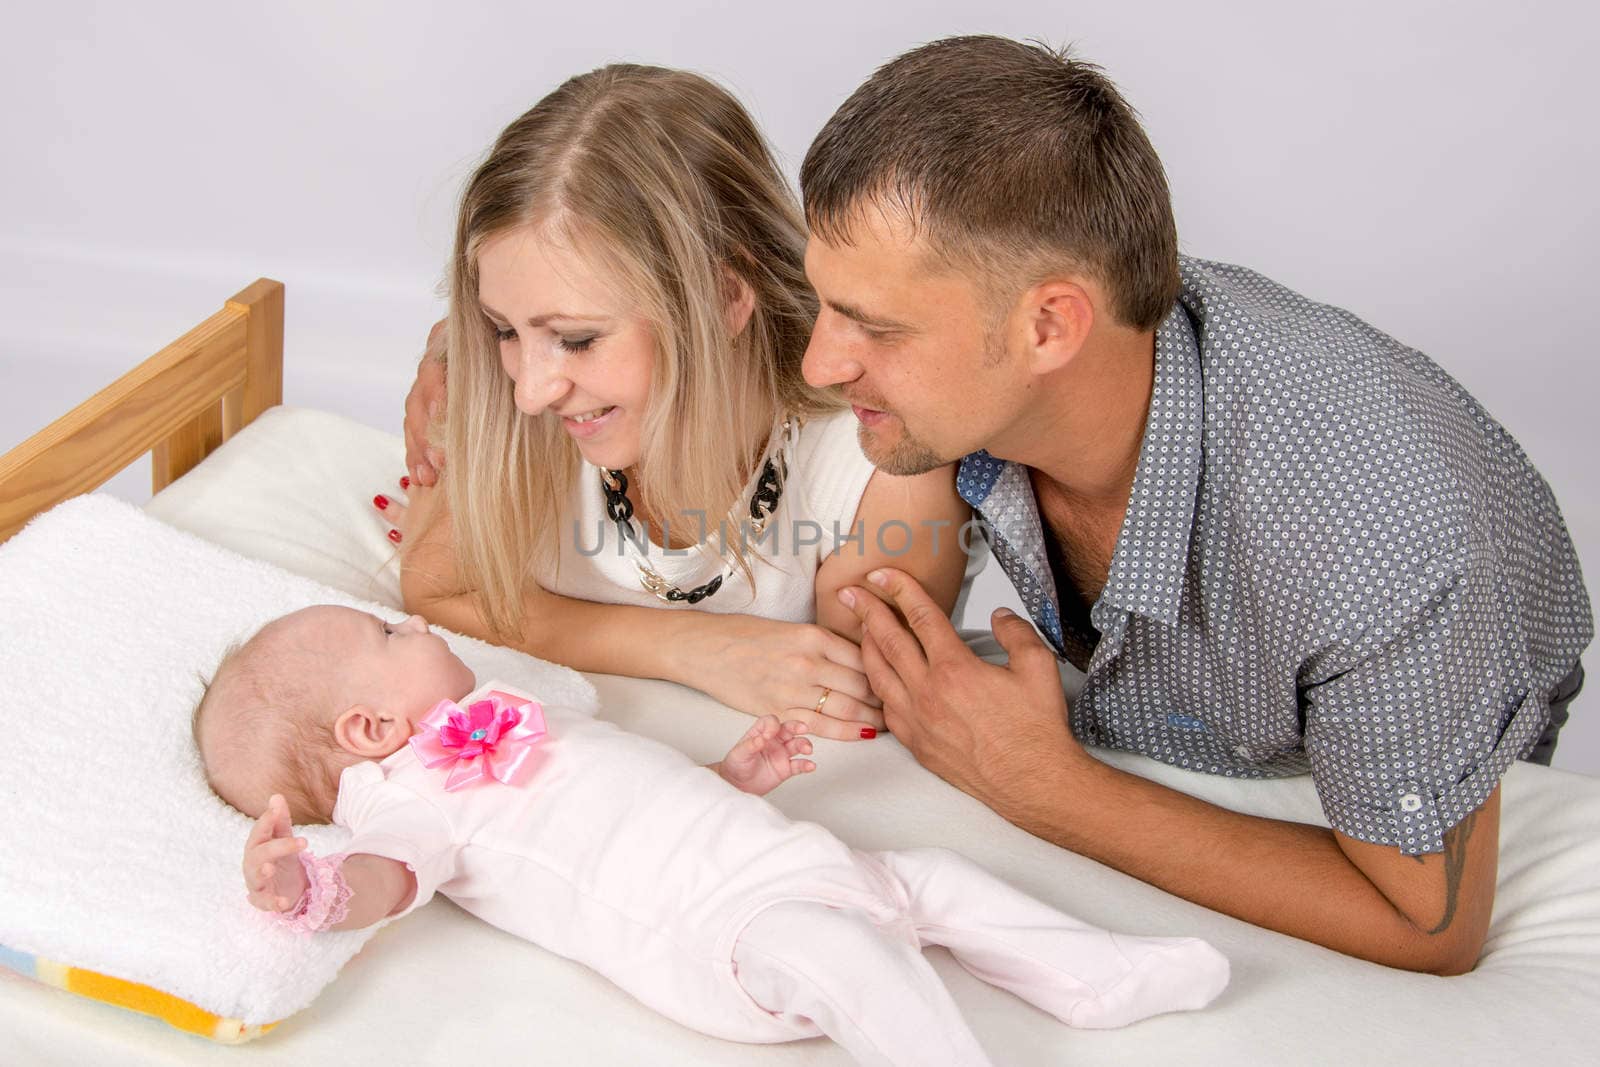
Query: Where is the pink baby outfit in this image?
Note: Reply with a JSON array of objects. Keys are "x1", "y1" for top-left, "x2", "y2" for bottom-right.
[{"x1": 332, "y1": 682, "x2": 1229, "y2": 1066}]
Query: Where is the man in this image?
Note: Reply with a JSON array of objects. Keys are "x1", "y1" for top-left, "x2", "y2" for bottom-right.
[{"x1": 799, "y1": 35, "x2": 1591, "y2": 975}]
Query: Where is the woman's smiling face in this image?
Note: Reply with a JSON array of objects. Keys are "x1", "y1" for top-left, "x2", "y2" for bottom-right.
[{"x1": 476, "y1": 222, "x2": 658, "y2": 471}]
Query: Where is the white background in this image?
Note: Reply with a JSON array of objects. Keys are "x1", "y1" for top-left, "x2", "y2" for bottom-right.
[{"x1": 2, "y1": 1, "x2": 1595, "y2": 773}]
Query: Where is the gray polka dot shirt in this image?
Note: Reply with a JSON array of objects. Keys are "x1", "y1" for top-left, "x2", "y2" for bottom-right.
[{"x1": 957, "y1": 257, "x2": 1592, "y2": 855}]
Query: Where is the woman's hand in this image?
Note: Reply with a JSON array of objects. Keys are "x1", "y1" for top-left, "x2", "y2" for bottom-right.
[
  {"x1": 678, "y1": 614, "x2": 886, "y2": 741},
  {"x1": 403, "y1": 318, "x2": 449, "y2": 488},
  {"x1": 711, "y1": 715, "x2": 815, "y2": 795},
  {"x1": 243, "y1": 794, "x2": 309, "y2": 913}
]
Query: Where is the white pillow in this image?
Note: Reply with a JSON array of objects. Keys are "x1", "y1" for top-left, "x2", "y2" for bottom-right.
[
  {"x1": 144, "y1": 406, "x2": 411, "y2": 608},
  {"x1": 0, "y1": 494, "x2": 597, "y2": 1033}
]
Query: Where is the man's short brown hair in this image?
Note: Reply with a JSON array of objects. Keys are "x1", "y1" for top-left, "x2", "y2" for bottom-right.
[{"x1": 801, "y1": 35, "x2": 1180, "y2": 331}]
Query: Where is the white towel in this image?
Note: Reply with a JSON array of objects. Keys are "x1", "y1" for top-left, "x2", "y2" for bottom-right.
[{"x1": 0, "y1": 494, "x2": 598, "y2": 1025}]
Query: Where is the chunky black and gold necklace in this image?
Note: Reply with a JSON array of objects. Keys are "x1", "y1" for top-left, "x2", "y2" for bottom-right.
[{"x1": 598, "y1": 417, "x2": 795, "y2": 604}]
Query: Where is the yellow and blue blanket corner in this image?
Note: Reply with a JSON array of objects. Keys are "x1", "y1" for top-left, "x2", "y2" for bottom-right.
[{"x1": 0, "y1": 942, "x2": 277, "y2": 1043}]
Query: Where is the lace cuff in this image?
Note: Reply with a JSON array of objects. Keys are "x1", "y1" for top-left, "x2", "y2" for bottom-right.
[{"x1": 275, "y1": 851, "x2": 353, "y2": 934}]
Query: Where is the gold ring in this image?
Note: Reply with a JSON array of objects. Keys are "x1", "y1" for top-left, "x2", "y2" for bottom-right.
[{"x1": 814, "y1": 687, "x2": 832, "y2": 713}]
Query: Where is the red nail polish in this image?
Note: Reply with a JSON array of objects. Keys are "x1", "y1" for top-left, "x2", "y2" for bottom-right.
[
  {"x1": 373, "y1": 495, "x2": 389, "y2": 510},
  {"x1": 399, "y1": 476, "x2": 410, "y2": 490},
  {"x1": 387, "y1": 529, "x2": 402, "y2": 543},
  {"x1": 860, "y1": 727, "x2": 877, "y2": 739}
]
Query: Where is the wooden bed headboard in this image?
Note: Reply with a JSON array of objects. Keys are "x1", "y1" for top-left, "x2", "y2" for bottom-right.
[{"x1": 0, "y1": 278, "x2": 284, "y2": 544}]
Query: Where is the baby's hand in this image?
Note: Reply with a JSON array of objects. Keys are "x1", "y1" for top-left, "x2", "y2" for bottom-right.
[
  {"x1": 714, "y1": 716, "x2": 815, "y2": 796},
  {"x1": 242, "y1": 794, "x2": 309, "y2": 913}
]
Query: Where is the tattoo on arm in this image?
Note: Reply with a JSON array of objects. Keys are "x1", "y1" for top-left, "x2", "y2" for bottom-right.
[{"x1": 1426, "y1": 810, "x2": 1478, "y2": 935}]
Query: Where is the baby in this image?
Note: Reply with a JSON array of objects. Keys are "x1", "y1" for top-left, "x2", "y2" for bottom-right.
[{"x1": 195, "y1": 605, "x2": 1229, "y2": 1066}]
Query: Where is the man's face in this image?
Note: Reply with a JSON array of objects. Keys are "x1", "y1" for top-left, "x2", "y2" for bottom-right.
[{"x1": 802, "y1": 208, "x2": 1018, "y2": 475}]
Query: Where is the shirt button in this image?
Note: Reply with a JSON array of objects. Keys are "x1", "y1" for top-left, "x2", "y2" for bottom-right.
[
  {"x1": 1234, "y1": 744, "x2": 1252, "y2": 759},
  {"x1": 1400, "y1": 793, "x2": 1423, "y2": 812}
]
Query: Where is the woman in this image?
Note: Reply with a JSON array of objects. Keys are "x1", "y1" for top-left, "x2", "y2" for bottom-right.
[{"x1": 390, "y1": 64, "x2": 971, "y2": 741}]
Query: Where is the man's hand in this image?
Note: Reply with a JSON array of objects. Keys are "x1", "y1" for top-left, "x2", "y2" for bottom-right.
[
  {"x1": 243, "y1": 794, "x2": 308, "y2": 913},
  {"x1": 712, "y1": 715, "x2": 816, "y2": 795},
  {"x1": 403, "y1": 319, "x2": 448, "y2": 488},
  {"x1": 837, "y1": 568, "x2": 1081, "y2": 814},
  {"x1": 840, "y1": 572, "x2": 1499, "y2": 976}
]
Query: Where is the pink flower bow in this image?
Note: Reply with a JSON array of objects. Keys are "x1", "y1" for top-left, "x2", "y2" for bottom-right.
[{"x1": 408, "y1": 694, "x2": 547, "y2": 791}]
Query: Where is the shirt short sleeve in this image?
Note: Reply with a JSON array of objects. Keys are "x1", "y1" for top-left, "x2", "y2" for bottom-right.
[
  {"x1": 797, "y1": 410, "x2": 878, "y2": 536},
  {"x1": 1301, "y1": 550, "x2": 1543, "y2": 855},
  {"x1": 332, "y1": 761, "x2": 462, "y2": 917}
]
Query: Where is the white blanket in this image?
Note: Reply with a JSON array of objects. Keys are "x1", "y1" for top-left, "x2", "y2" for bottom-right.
[
  {"x1": 0, "y1": 494, "x2": 597, "y2": 1027},
  {"x1": 3, "y1": 407, "x2": 1598, "y2": 1065}
]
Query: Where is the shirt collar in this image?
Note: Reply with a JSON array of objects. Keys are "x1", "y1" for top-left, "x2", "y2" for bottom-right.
[
  {"x1": 956, "y1": 300, "x2": 1205, "y2": 630},
  {"x1": 1094, "y1": 302, "x2": 1205, "y2": 627},
  {"x1": 955, "y1": 449, "x2": 1064, "y2": 643}
]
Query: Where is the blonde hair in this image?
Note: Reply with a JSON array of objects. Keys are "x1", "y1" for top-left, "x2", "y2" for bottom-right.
[{"x1": 442, "y1": 64, "x2": 842, "y2": 639}]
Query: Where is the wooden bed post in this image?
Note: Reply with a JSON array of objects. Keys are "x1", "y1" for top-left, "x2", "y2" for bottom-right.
[
  {"x1": 0, "y1": 279, "x2": 285, "y2": 543},
  {"x1": 230, "y1": 278, "x2": 286, "y2": 433},
  {"x1": 154, "y1": 279, "x2": 284, "y2": 492}
]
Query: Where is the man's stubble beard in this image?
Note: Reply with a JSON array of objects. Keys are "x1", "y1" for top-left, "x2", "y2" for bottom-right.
[
  {"x1": 857, "y1": 416, "x2": 949, "y2": 477},
  {"x1": 856, "y1": 330, "x2": 1007, "y2": 477}
]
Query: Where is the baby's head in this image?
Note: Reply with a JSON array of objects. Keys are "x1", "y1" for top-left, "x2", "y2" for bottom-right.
[{"x1": 194, "y1": 605, "x2": 476, "y2": 823}]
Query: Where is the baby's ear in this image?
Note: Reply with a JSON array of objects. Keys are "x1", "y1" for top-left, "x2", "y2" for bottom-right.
[{"x1": 333, "y1": 704, "x2": 409, "y2": 758}]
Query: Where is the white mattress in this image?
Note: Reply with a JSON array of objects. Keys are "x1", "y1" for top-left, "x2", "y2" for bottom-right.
[{"x1": 5, "y1": 406, "x2": 1596, "y2": 1065}]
